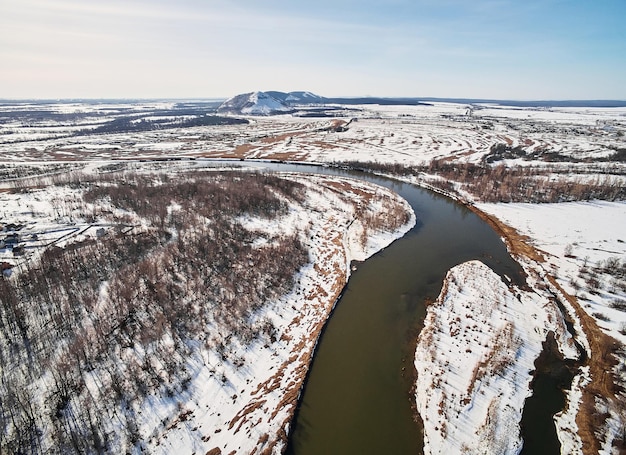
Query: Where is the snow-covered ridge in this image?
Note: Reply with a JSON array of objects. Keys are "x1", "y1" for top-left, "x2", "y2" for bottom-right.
[
  {"x1": 218, "y1": 91, "x2": 291, "y2": 115},
  {"x1": 414, "y1": 260, "x2": 576, "y2": 455}
]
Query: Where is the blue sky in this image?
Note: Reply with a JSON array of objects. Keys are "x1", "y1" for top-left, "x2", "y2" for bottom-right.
[{"x1": 1, "y1": 0, "x2": 625, "y2": 99}]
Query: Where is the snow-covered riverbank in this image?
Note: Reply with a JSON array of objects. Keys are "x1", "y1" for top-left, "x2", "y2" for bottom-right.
[
  {"x1": 149, "y1": 174, "x2": 415, "y2": 454},
  {"x1": 477, "y1": 200, "x2": 626, "y2": 454},
  {"x1": 0, "y1": 168, "x2": 414, "y2": 454},
  {"x1": 414, "y1": 260, "x2": 578, "y2": 454}
]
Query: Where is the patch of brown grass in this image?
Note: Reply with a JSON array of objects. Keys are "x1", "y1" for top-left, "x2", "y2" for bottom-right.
[{"x1": 469, "y1": 205, "x2": 546, "y2": 264}]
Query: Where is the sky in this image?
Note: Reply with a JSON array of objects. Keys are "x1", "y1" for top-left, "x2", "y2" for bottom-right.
[{"x1": 1, "y1": 0, "x2": 625, "y2": 100}]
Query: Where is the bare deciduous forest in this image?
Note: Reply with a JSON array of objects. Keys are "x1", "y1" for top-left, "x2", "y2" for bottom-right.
[
  {"x1": 0, "y1": 171, "x2": 310, "y2": 453},
  {"x1": 342, "y1": 148, "x2": 626, "y2": 203}
]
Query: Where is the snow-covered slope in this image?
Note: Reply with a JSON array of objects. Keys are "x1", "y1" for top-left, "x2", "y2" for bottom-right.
[
  {"x1": 0, "y1": 168, "x2": 415, "y2": 455},
  {"x1": 262, "y1": 90, "x2": 325, "y2": 104},
  {"x1": 217, "y1": 91, "x2": 292, "y2": 115},
  {"x1": 146, "y1": 174, "x2": 415, "y2": 454},
  {"x1": 217, "y1": 91, "x2": 325, "y2": 115}
]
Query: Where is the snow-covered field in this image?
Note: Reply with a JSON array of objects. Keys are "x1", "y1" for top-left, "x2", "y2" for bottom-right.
[
  {"x1": 1, "y1": 98, "x2": 625, "y2": 453},
  {"x1": 2, "y1": 101, "x2": 624, "y2": 167},
  {"x1": 478, "y1": 200, "x2": 626, "y2": 344}
]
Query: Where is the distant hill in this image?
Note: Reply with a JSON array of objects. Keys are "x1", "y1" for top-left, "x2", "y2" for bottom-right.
[
  {"x1": 217, "y1": 91, "x2": 327, "y2": 115},
  {"x1": 266, "y1": 91, "x2": 327, "y2": 104},
  {"x1": 417, "y1": 98, "x2": 626, "y2": 108},
  {"x1": 216, "y1": 91, "x2": 431, "y2": 115},
  {"x1": 217, "y1": 91, "x2": 289, "y2": 115}
]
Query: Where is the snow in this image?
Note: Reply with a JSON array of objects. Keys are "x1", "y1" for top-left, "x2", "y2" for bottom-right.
[
  {"x1": 554, "y1": 365, "x2": 590, "y2": 454},
  {"x1": 243, "y1": 92, "x2": 290, "y2": 115},
  {"x1": 218, "y1": 91, "x2": 292, "y2": 115},
  {"x1": 477, "y1": 200, "x2": 626, "y2": 344},
  {"x1": 472, "y1": 200, "x2": 626, "y2": 453},
  {"x1": 2, "y1": 98, "x2": 626, "y2": 452},
  {"x1": 3, "y1": 100, "x2": 623, "y2": 169},
  {"x1": 143, "y1": 173, "x2": 415, "y2": 454},
  {"x1": 414, "y1": 260, "x2": 576, "y2": 455},
  {"x1": 0, "y1": 167, "x2": 415, "y2": 454}
]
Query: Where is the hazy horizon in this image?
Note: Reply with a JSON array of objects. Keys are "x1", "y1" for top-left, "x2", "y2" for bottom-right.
[
  {"x1": 2, "y1": 1, "x2": 625, "y2": 100},
  {"x1": 1, "y1": 94, "x2": 626, "y2": 105}
]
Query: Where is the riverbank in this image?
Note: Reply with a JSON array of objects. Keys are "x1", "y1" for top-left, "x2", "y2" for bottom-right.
[
  {"x1": 343, "y1": 166, "x2": 625, "y2": 454},
  {"x1": 0, "y1": 168, "x2": 415, "y2": 454},
  {"x1": 476, "y1": 201, "x2": 626, "y2": 454},
  {"x1": 148, "y1": 173, "x2": 416, "y2": 454}
]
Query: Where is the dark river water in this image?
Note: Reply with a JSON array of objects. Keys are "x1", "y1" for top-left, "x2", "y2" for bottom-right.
[{"x1": 205, "y1": 160, "x2": 566, "y2": 454}]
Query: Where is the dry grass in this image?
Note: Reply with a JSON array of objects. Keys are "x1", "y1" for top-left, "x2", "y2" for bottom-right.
[
  {"x1": 465, "y1": 322, "x2": 519, "y2": 401},
  {"x1": 469, "y1": 204, "x2": 545, "y2": 265},
  {"x1": 215, "y1": 175, "x2": 412, "y2": 452}
]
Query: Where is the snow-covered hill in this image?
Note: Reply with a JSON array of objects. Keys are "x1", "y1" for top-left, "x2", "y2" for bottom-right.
[
  {"x1": 217, "y1": 91, "x2": 325, "y2": 115},
  {"x1": 268, "y1": 91, "x2": 325, "y2": 104}
]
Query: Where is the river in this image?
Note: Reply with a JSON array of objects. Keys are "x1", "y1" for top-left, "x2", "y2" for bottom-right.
[{"x1": 205, "y1": 160, "x2": 566, "y2": 454}]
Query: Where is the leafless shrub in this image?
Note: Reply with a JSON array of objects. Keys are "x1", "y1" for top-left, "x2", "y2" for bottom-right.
[
  {"x1": 593, "y1": 312, "x2": 611, "y2": 322},
  {"x1": 610, "y1": 299, "x2": 626, "y2": 312}
]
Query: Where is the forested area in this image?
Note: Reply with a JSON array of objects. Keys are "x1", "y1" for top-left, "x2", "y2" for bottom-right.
[
  {"x1": 341, "y1": 147, "x2": 626, "y2": 203},
  {"x1": 0, "y1": 171, "x2": 309, "y2": 453}
]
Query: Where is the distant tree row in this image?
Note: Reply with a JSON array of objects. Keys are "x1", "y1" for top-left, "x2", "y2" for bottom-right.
[
  {"x1": 340, "y1": 157, "x2": 626, "y2": 203},
  {"x1": 76, "y1": 115, "x2": 248, "y2": 136}
]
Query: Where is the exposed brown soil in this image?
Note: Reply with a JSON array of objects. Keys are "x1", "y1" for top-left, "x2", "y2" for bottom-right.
[
  {"x1": 261, "y1": 152, "x2": 306, "y2": 161},
  {"x1": 230, "y1": 143, "x2": 257, "y2": 158},
  {"x1": 219, "y1": 176, "x2": 402, "y2": 452},
  {"x1": 268, "y1": 270, "x2": 347, "y2": 451},
  {"x1": 259, "y1": 132, "x2": 298, "y2": 144},
  {"x1": 468, "y1": 203, "x2": 546, "y2": 265}
]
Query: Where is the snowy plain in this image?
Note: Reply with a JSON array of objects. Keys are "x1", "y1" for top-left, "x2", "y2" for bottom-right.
[{"x1": 1, "y1": 98, "x2": 625, "y2": 453}]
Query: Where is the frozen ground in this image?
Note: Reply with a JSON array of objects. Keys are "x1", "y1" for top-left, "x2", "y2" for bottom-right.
[
  {"x1": 478, "y1": 200, "x2": 626, "y2": 345},
  {"x1": 2, "y1": 101, "x2": 624, "y2": 168},
  {"x1": 2, "y1": 99, "x2": 625, "y2": 453},
  {"x1": 414, "y1": 260, "x2": 578, "y2": 455}
]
